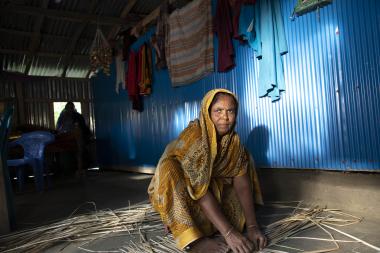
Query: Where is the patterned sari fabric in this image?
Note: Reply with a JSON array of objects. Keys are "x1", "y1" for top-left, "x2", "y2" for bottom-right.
[{"x1": 148, "y1": 89, "x2": 263, "y2": 249}]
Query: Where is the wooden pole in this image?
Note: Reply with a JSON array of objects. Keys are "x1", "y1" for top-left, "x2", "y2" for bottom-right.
[{"x1": 0, "y1": 159, "x2": 11, "y2": 235}]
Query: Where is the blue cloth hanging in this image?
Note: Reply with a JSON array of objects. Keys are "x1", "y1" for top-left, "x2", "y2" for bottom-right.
[{"x1": 239, "y1": 0, "x2": 288, "y2": 101}]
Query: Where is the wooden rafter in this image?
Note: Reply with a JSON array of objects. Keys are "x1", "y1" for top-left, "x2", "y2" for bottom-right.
[
  {"x1": 0, "y1": 27, "x2": 93, "y2": 42},
  {"x1": 130, "y1": 6, "x2": 161, "y2": 37},
  {"x1": 61, "y1": 0, "x2": 99, "y2": 77},
  {"x1": 130, "y1": 0, "x2": 190, "y2": 37},
  {"x1": 0, "y1": 4, "x2": 140, "y2": 26},
  {"x1": 107, "y1": 0, "x2": 138, "y2": 40},
  {"x1": 24, "y1": 0, "x2": 50, "y2": 75}
]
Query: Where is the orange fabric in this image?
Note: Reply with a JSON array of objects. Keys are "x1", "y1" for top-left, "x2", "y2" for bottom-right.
[{"x1": 148, "y1": 89, "x2": 263, "y2": 249}]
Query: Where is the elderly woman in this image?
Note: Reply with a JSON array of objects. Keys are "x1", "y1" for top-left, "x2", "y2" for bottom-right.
[{"x1": 148, "y1": 89, "x2": 267, "y2": 253}]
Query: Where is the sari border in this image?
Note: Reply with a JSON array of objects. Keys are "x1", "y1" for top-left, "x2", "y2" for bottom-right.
[{"x1": 176, "y1": 226, "x2": 203, "y2": 249}]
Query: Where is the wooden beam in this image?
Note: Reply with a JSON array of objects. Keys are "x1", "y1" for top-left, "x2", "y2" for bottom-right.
[
  {"x1": 85, "y1": 68, "x2": 92, "y2": 78},
  {"x1": 15, "y1": 81, "x2": 25, "y2": 125},
  {"x1": 0, "y1": 71, "x2": 91, "y2": 81},
  {"x1": 0, "y1": 162, "x2": 11, "y2": 235},
  {"x1": 0, "y1": 4, "x2": 138, "y2": 26},
  {"x1": 0, "y1": 27, "x2": 94, "y2": 43},
  {"x1": 24, "y1": 0, "x2": 50, "y2": 75},
  {"x1": 0, "y1": 27, "x2": 33, "y2": 38},
  {"x1": 131, "y1": 0, "x2": 191, "y2": 37},
  {"x1": 130, "y1": 7, "x2": 160, "y2": 37},
  {"x1": 130, "y1": 0, "x2": 187, "y2": 37},
  {"x1": 29, "y1": 0, "x2": 49, "y2": 52},
  {"x1": 107, "y1": 0, "x2": 138, "y2": 40},
  {"x1": 0, "y1": 48, "x2": 89, "y2": 61},
  {"x1": 24, "y1": 98, "x2": 93, "y2": 102},
  {"x1": 61, "y1": 0, "x2": 99, "y2": 78}
]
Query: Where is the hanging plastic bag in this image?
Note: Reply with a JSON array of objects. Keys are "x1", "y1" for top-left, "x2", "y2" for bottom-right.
[{"x1": 90, "y1": 28, "x2": 112, "y2": 76}]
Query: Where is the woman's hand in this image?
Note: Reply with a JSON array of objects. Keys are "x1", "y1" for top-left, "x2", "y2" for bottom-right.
[
  {"x1": 224, "y1": 227, "x2": 254, "y2": 253},
  {"x1": 246, "y1": 226, "x2": 267, "y2": 251}
]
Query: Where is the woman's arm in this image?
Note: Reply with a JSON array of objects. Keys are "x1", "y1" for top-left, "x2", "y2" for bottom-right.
[
  {"x1": 233, "y1": 173, "x2": 267, "y2": 250},
  {"x1": 198, "y1": 191, "x2": 254, "y2": 253}
]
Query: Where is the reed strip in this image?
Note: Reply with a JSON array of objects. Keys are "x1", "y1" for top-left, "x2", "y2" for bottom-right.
[{"x1": 1, "y1": 201, "x2": 377, "y2": 253}]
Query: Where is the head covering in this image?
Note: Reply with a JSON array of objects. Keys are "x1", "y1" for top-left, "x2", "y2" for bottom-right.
[
  {"x1": 167, "y1": 89, "x2": 244, "y2": 200},
  {"x1": 198, "y1": 88, "x2": 238, "y2": 182}
]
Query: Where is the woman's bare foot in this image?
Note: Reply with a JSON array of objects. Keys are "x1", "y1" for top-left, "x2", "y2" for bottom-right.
[{"x1": 188, "y1": 237, "x2": 228, "y2": 253}]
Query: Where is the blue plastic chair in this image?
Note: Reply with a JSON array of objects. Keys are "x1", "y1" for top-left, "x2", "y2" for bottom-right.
[{"x1": 7, "y1": 131, "x2": 55, "y2": 192}]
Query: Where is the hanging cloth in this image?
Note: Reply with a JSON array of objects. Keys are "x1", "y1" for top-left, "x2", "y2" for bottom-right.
[
  {"x1": 231, "y1": 0, "x2": 256, "y2": 41},
  {"x1": 166, "y1": 0, "x2": 214, "y2": 86},
  {"x1": 139, "y1": 43, "x2": 153, "y2": 95},
  {"x1": 115, "y1": 40, "x2": 126, "y2": 94},
  {"x1": 214, "y1": 0, "x2": 235, "y2": 72},
  {"x1": 241, "y1": 0, "x2": 288, "y2": 101},
  {"x1": 115, "y1": 53, "x2": 125, "y2": 94},
  {"x1": 238, "y1": 3, "x2": 259, "y2": 49},
  {"x1": 121, "y1": 29, "x2": 137, "y2": 61},
  {"x1": 126, "y1": 50, "x2": 143, "y2": 112},
  {"x1": 151, "y1": 0, "x2": 169, "y2": 69}
]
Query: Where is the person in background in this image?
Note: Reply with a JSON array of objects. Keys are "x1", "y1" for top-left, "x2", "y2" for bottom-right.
[
  {"x1": 57, "y1": 102, "x2": 88, "y2": 135},
  {"x1": 148, "y1": 89, "x2": 267, "y2": 253},
  {"x1": 56, "y1": 102, "x2": 91, "y2": 177}
]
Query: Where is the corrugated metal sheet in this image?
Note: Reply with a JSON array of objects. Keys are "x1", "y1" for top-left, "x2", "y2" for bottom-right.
[
  {"x1": 0, "y1": 33, "x2": 30, "y2": 51},
  {"x1": 23, "y1": 78, "x2": 93, "y2": 100},
  {"x1": 25, "y1": 56, "x2": 64, "y2": 77},
  {"x1": 1, "y1": 55, "x2": 28, "y2": 74},
  {"x1": 23, "y1": 78, "x2": 94, "y2": 130},
  {"x1": 93, "y1": 0, "x2": 380, "y2": 171},
  {"x1": 64, "y1": 57, "x2": 91, "y2": 78},
  {"x1": 39, "y1": 36, "x2": 70, "y2": 54},
  {"x1": 0, "y1": 76, "x2": 94, "y2": 132},
  {"x1": 0, "y1": 0, "x2": 167, "y2": 78},
  {"x1": 0, "y1": 79, "x2": 16, "y2": 99},
  {"x1": 41, "y1": 18, "x2": 77, "y2": 37},
  {"x1": 0, "y1": 12, "x2": 35, "y2": 31}
]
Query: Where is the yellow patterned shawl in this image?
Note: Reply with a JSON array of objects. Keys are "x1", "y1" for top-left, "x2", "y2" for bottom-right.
[{"x1": 156, "y1": 89, "x2": 262, "y2": 203}]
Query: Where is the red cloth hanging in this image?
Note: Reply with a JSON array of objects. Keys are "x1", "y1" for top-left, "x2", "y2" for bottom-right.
[
  {"x1": 214, "y1": 0, "x2": 235, "y2": 72},
  {"x1": 126, "y1": 50, "x2": 143, "y2": 111}
]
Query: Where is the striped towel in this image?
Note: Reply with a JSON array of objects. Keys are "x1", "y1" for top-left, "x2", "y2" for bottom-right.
[{"x1": 166, "y1": 0, "x2": 214, "y2": 86}]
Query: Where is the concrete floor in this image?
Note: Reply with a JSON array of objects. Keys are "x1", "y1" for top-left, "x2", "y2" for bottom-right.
[
  {"x1": 4, "y1": 170, "x2": 380, "y2": 252},
  {"x1": 13, "y1": 171, "x2": 152, "y2": 229}
]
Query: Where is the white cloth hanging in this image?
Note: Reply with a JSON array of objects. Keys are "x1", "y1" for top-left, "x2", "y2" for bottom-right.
[{"x1": 115, "y1": 51, "x2": 126, "y2": 94}]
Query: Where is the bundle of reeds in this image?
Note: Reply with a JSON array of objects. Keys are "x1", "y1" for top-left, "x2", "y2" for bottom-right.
[
  {"x1": 0, "y1": 202, "x2": 163, "y2": 253},
  {"x1": 0, "y1": 201, "x2": 378, "y2": 253},
  {"x1": 119, "y1": 201, "x2": 377, "y2": 253}
]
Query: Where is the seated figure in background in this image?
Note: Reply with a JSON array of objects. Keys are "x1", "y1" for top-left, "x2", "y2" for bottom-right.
[
  {"x1": 56, "y1": 102, "x2": 91, "y2": 177},
  {"x1": 57, "y1": 102, "x2": 88, "y2": 135}
]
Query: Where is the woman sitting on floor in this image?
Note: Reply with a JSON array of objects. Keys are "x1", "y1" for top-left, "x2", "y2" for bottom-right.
[{"x1": 148, "y1": 89, "x2": 267, "y2": 253}]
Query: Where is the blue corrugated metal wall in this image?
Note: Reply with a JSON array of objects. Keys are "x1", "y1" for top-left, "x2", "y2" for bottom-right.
[{"x1": 93, "y1": 0, "x2": 380, "y2": 171}]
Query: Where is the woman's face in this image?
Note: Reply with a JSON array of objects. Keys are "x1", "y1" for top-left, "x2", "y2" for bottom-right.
[{"x1": 210, "y1": 94, "x2": 237, "y2": 136}]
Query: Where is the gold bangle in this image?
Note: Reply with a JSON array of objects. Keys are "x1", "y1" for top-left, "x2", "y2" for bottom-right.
[{"x1": 224, "y1": 227, "x2": 234, "y2": 238}]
